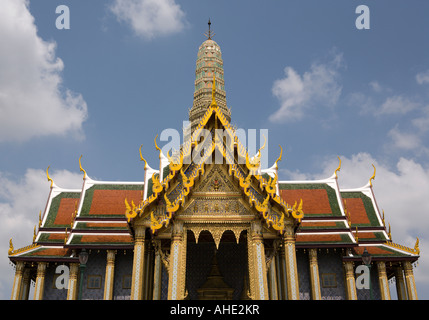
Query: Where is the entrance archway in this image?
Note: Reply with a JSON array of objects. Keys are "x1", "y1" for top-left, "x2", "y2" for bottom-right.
[{"x1": 185, "y1": 230, "x2": 248, "y2": 300}]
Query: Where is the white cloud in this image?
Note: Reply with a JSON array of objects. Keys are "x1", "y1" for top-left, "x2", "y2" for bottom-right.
[
  {"x1": 416, "y1": 69, "x2": 429, "y2": 85},
  {"x1": 0, "y1": 0, "x2": 88, "y2": 143},
  {"x1": 269, "y1": 54, "x2": 343, "y2": 123},
  {"x1": 377, "y1": 95, "x2": 419, "y2": 115},
  {"x1": 281, "y1": 152, "x2": 429, "y2": 288},
  {"x1": 387, "y1": 126, "x2": 422, "y2": 151},
  {"x1": 0, "y1": 168, "x2": 83, "y2": 299},
  {"x1": 110, "y1": 0, "x2": 188, "y2": 39}
]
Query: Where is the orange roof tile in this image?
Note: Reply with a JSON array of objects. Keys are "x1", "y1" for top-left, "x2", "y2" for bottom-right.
[
  {"x1": 344, "y1": 198, "x2": 370, "y2": 224},
  {"x1": 88, "y1": 189, "x2": 142, "y2": 216},
  {"x1": 53, "y1": 198, "x2": 77, "y2": 226},
  {"x1": 280, "y1": 189, "x2": 332, "y2": 215}
]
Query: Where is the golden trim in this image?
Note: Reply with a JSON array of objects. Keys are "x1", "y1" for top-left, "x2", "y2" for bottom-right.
[
  {"x1": 385, "y1": 237, "x2": 420, "y2": 255},
  {"x1": 8, "y1": 241, "x2": 40, "y2": 256}
]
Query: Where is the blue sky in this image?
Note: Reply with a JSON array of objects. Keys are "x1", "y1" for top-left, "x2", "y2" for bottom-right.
[{"x1": 1, "y1": 0, "x2": 429, "y2": 299}]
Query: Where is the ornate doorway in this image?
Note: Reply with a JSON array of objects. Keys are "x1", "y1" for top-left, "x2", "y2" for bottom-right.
[{"x1": 185, "y1": 230, "x2": 248, "y2": 300}]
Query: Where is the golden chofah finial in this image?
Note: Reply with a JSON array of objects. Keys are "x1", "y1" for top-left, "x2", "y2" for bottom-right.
[
  {"x1": 258, "y1": 134, "x2": 267, "y2": 156},
  {"x1": 210, "y1": 74, "x2": 217, "y2": 107},
  {"x1": 46, "y1": 166, "x2": 54, "y2": 188},
  {"x1": 8, "y1": 238, "x2": 14, "y2": 255},
  {"x1": 274, "y1": 145, "x2": 283, "y2": 169},
  {"x1": 369, "y1": 164, "x2": 376, "y2": 187},
  {"x1": 79, "y1": 155, "x2": 87, "y2": 180},
  {"x1": 382, "y1": 210, "x2": 385, "y2": 227},
  {"x1": 139, "y1": 144, "x2": 148, "y2": 169},
  {"x1": 415, "y1": 237, "x2": 420, "y2": 255},
  {"x1": 154, "y1": 135, "x2": 162, "y2": 159},
  {"x1": 33, "y1": 225, "x2": 37, "y2": 243},
  {"x1": 388, "y1": 223, "x2": 392, "y2": 241},
  {"x1": 334, "y1": 156, "x2": 341, "y2": 179},
  {"x1": 38, "y1": 210, "x2": 42, "y2": 227}
]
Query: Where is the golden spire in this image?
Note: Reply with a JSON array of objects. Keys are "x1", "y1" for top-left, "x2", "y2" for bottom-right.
[
  {"x1": 38, "y1": 210, "x2": 42, "y2": 227},
  {"x1": 33, "y1": 225, "x2": 37, "y2": 243},
  {"x1": 210, "y1": 74, "x2": 217, "y2": 107},
  {"x1": 204, "y1": 19, "x2": 215, "y2": 40}
]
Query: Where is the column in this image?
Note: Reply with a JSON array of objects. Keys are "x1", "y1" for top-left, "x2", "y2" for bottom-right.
[
  {"x1": 283, "y1": 224, "x2": 299, "y2": 300},
  {"x1": 33, "y1": 262, "x2": 47, "y2": 300},
  {"x1": 248, "y1": 221, "x2": 269, "y2": 300},
  {"x1": 276, "y1": 248, "x2": 287, "y2": 299},
  {"x1": 394, "y1": 266, "x2": 407, "y2": 300},
  {"x1": 66, "y1": 263, "x2": 79, "y2": 300},
  {"x1": 144, "y1": 244, "x2": 154, "y2": 300},
  {"x1": 20, "y1": 268, "x2": 31, "y2": 300},
  {"x1": 131, "y1": 225, "x2": 146, "y2": 300},
  {"x1": 309, "y1": 248, "x2": 322, "y2": 300},
  {"x1": 403, "y1": 261, "x2": 418, "y2": 300},
  {"x1": 168, "y1": 221, "x2": 187, "y2": 300},
  {"x1": 377, "y1": 261, "x2": 391, "y2": 300},
  {"x1": 268, "y1": 256, "x2": 279, "y2": 300},
  {"x1": 152, "y1": 240, "x2": 162, "y2": 300},
  {"x1": 11, "y1": 261, "x2": 25, "y2": 300},
  {"x1": 344, "y1": 261, "x2": 357, "y2": 300},
  {"x1": 103, "y1": 250, "x2": 116, "y2": 300}
]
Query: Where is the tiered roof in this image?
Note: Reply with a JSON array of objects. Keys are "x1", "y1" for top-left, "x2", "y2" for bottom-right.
[{"x1": 8, "y1": 166, "x2": 143, "y2": 262}]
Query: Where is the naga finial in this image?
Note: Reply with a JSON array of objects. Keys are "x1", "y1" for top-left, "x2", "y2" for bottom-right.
[
  {"x1": 79, "y1": 155, "x2": 87, "y2": 180},
  {"x1": 274, "y1": 145, "x2": 283, "y2": 169},
  {"x1": 154, "y1": 135, "x2": 162, "y2": 159},
  {"x1": 8, "y1": 238, "x2": 14, "y2": 255},
  {"x1": 415, "y1": 237, "x2": 420, "y2": 255},
  {"x1": 139, "y1": 144, "x2": 148, "y2": 169},
  {"x1": 369, "y1": 164, "x2": 376, "y2": 187},
  {"x1": 46, "y1": 166, "x2": 54, "y2": 188},
  {"x1": 334, "y1": 156, "x2": 341, "y2": 179}
]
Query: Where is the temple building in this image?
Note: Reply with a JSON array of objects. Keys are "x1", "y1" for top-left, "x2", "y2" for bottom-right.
[{"x1": 8, "y1": 25, "x2": 420, "y2": 301}]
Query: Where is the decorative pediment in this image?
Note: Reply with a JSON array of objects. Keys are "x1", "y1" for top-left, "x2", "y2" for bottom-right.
[
  {"x1": 193, "y1": 165, "x2": 237, "y2": 194},
  {"x1": 125, "y1": 76, "x2": 304, "y2": 235}
]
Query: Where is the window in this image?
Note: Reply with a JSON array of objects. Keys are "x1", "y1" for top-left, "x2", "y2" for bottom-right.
[
  {"x1": 321, "y1": 273, "x2": 337, "y2": 288},
  {"x1": 87, "y1": 275, "x2": 102, "y2": 289}
]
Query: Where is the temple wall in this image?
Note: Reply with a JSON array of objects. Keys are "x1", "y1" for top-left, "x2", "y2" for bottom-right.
[
  {"x1": 317, "y1": 250, "x2": 346, "y2": 300},
  {"x1": 356, "y1": 262, "x2": 381, "y2": 300},
  {"x1": 112, "y1": 251, "x2": 133, "y2": 300},
  {"x1": 296, "y1": 250, "x2": 311, "y2": 300},
  {"x1": 43, "y1": 264, "x2": 68, "y2": 300},
  {"x1": 81, "y1": 251, "x2": 106, "y2": 300}
]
